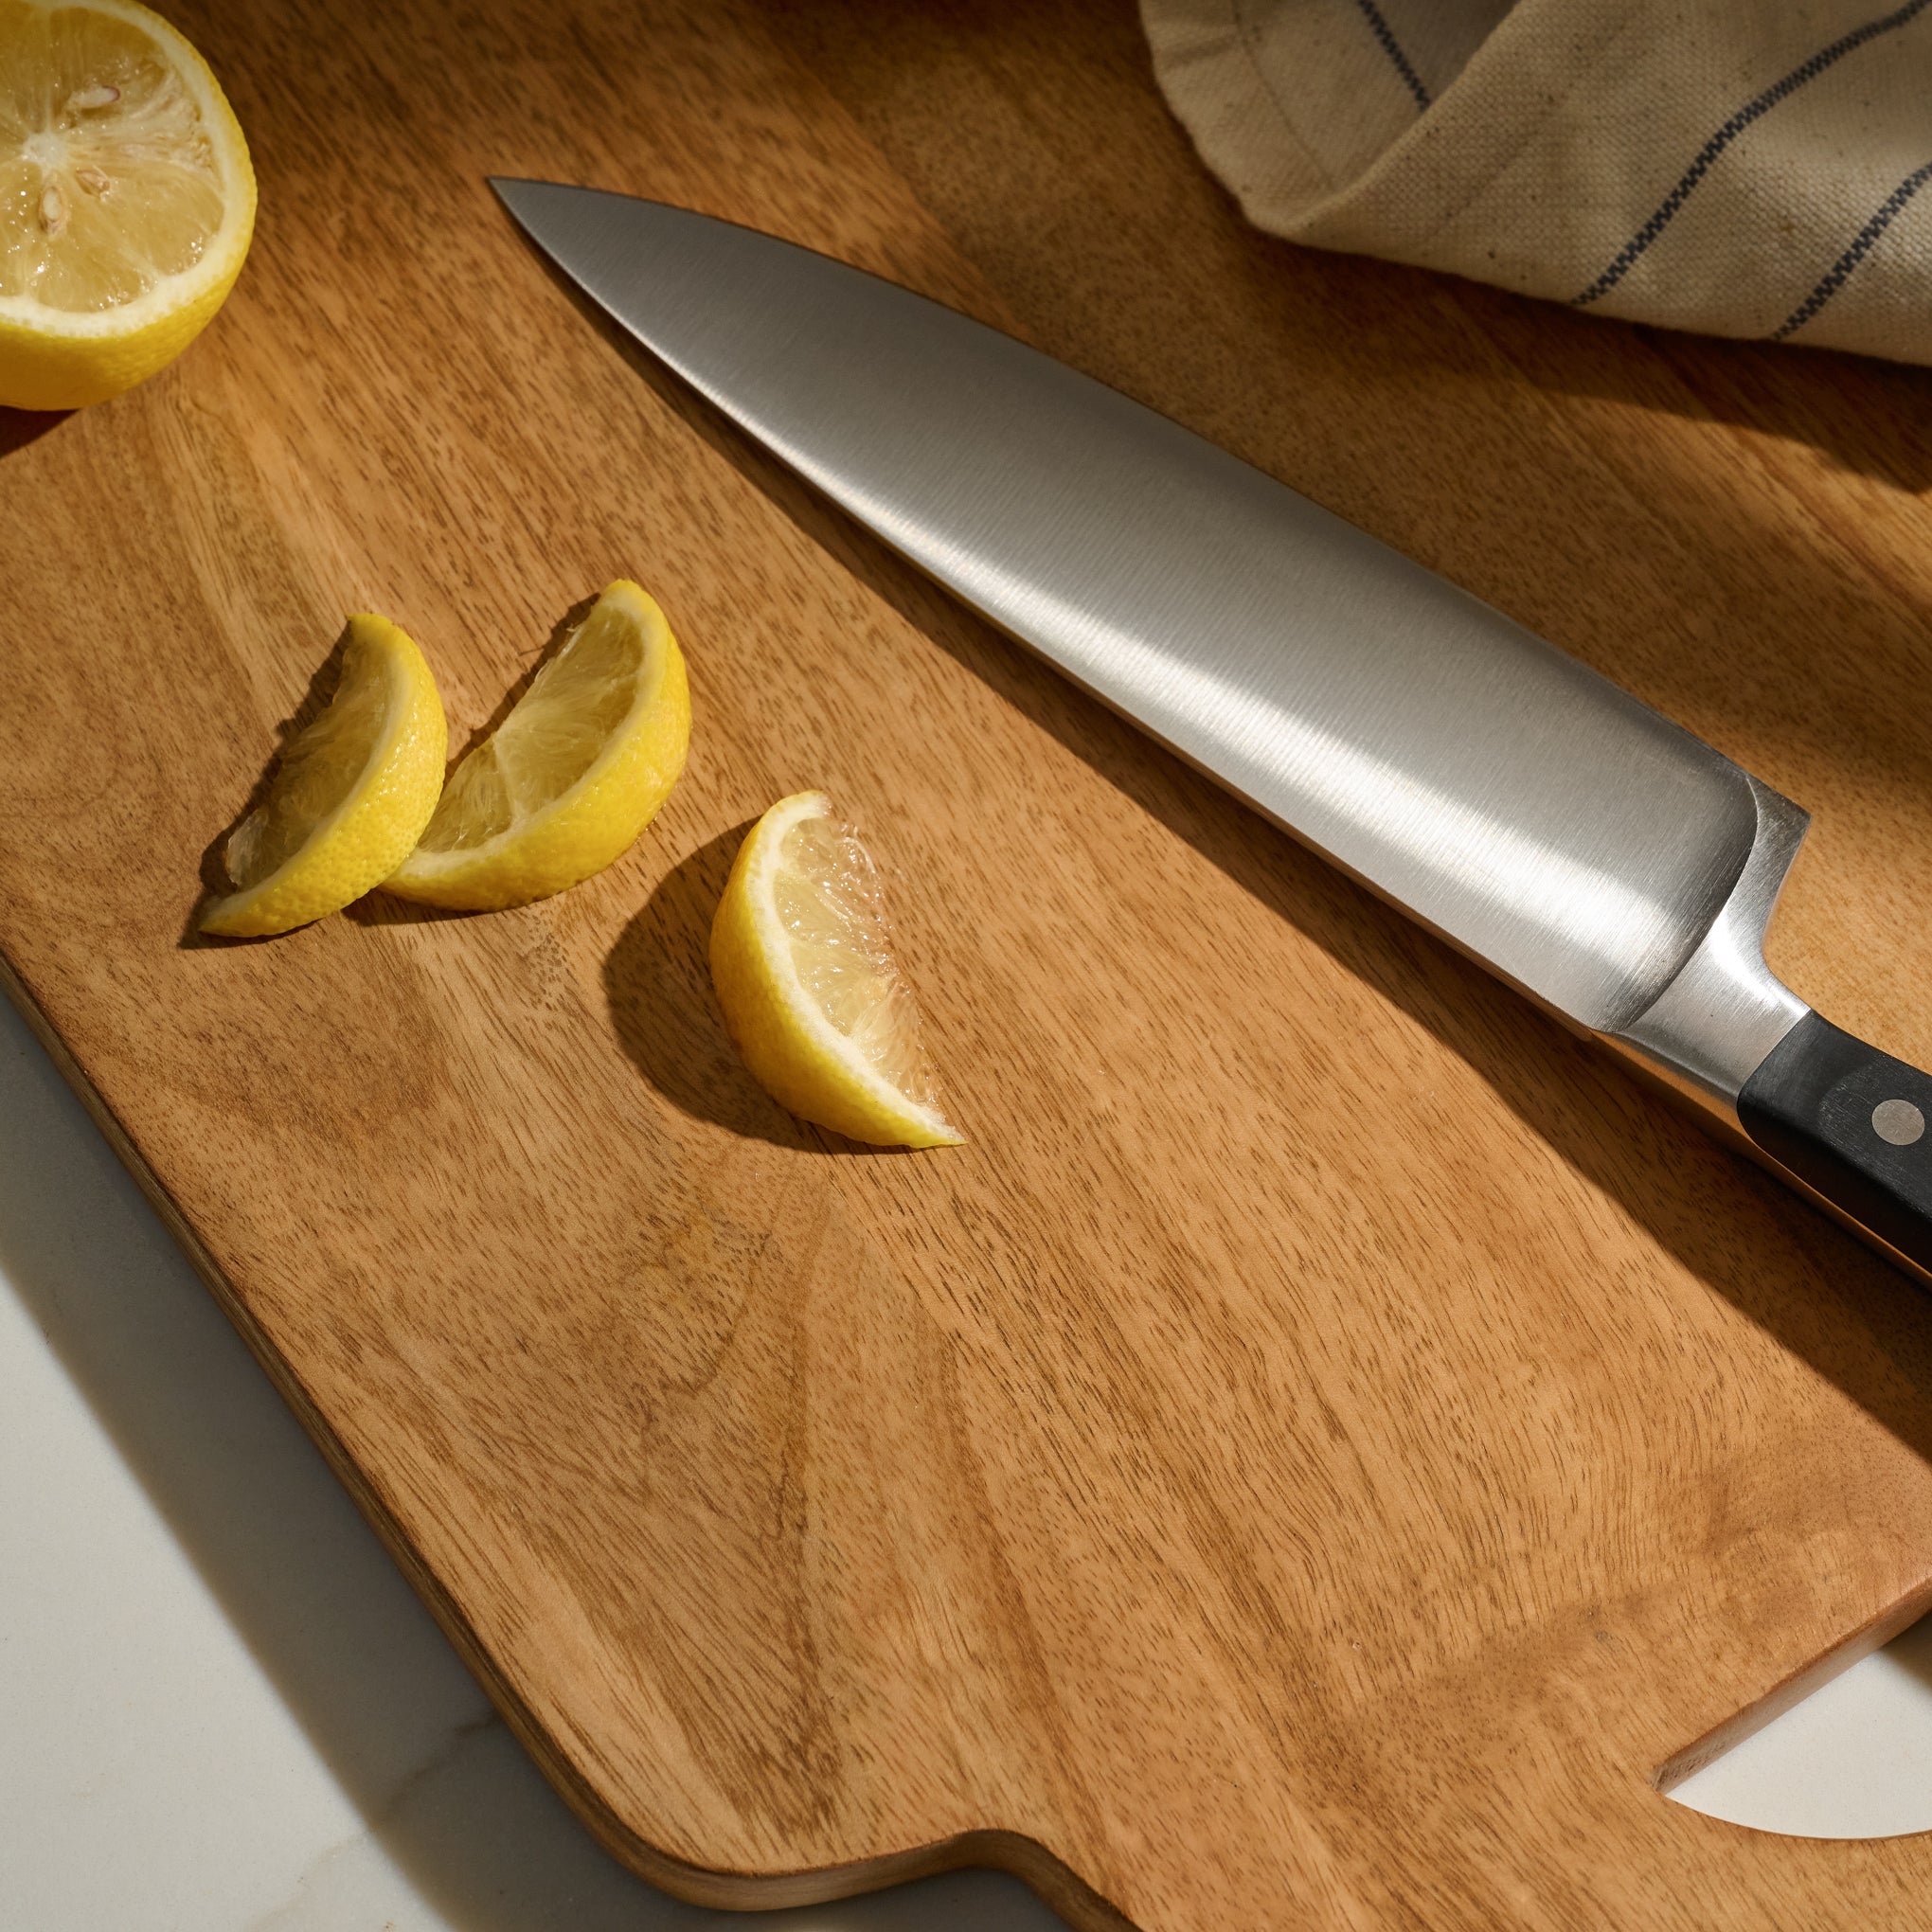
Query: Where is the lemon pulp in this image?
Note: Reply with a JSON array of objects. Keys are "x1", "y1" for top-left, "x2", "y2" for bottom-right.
[{"x1": 777, "y1": 812, "x2": 945, "y2": 1115}]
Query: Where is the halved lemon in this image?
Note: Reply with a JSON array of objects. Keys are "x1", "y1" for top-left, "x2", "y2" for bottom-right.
[
  {"x1": 0, "y1": 0, "x2": 256, "y2": 411},
  {"x1": 385, "y1": 580, "x2": 690, "y2": 911},
  {"x1": 709, "y1": 791, "x2": 962, "y2": 1148},
  {"x1": 201, "y1": 615, "x2": 447, "y2": 939}
]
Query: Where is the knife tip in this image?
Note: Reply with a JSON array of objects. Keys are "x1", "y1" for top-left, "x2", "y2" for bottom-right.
[{"x1": 486, "y1": 174, "x2": 567, "y2": 216}]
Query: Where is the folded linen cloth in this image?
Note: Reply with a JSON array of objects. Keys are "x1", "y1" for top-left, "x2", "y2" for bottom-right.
[{"x1": 1142, "y1": 0, "x2": 1932, "y2": 365}]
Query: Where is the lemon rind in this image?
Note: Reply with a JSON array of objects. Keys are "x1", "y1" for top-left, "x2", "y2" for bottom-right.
[
  {"x1": 200, "y1": 617, "x2": 444, "y2": 937},
  {"x1": 721, "y1": 789, "x2": 963, "y2": 1148}
]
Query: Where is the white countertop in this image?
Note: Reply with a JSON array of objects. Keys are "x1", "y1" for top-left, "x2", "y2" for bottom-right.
[{"x1": 4, "y1": 992, "x2": 1928, "y2": 1929}]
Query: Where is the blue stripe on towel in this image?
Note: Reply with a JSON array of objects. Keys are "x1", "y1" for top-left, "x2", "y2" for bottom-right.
[
  {"x1": 1772, "y1": 161, "x2": 1932, "y2": 341},
  {"x1": 1573, "y1": 0, "x2": 1932, "y2": 309},
  {"x1": 1351, "y1": 0, "x2": 1431, "y2": 112}
]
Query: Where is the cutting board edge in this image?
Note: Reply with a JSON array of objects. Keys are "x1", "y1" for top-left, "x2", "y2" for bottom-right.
[
  {"x1": 0, "y1": 948, "x2": 1148, "y2": 1929},
  {"x1": 1655, "y1": 1572, "x2": 1932, "y2": 1793}
]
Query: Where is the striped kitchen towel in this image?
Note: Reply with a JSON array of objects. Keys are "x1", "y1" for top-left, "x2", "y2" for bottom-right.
[{"x1": 1142, "y1": 0, "x2": 1932, "y2": 365}]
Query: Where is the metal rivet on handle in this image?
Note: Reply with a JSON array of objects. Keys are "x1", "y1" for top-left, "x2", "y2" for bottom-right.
[{"x1": 1871, "y1": 1099, "x2": 1926, "y2": 1147}]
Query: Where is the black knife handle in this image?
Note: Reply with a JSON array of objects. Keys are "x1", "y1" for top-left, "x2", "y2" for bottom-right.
[{"x1": 1738, "y1": 1013, "x2": 1932, "y2": 1273}]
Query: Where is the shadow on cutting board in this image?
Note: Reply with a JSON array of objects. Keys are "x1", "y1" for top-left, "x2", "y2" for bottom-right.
[
  {"x1": 603, "y1": 821, "x2": 812, "y2": 1149},
  {"x1": 0, "y1": 995, "x2": 1071, "y2": 1931},
  {"x1": 0, "y1": 405, "x2": 69, "y2": 458}
]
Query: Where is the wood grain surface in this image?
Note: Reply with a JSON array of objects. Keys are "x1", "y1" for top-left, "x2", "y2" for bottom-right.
[{"x1": 6, "y1": 1, "x2": 1932, "y2": 1924}]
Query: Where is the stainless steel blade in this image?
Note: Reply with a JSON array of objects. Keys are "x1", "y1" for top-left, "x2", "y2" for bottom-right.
[{"x1": 492, "y1": 179, "x2": 1812, "y2": 1116}]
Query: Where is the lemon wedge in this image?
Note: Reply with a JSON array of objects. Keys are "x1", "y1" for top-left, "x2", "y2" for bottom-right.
[
  {"x1": 0, "y1": 0, "x2": 257, "y2": 411},
  {"x1": 201, "y1": 616, "x2": 447, "y2": 939},
  {"x1": 709, "y1": 791, "x2": 962, "y2": 1148},
  {"x1": 385, "y1": 580, "x2": 690, "y2": 911}
]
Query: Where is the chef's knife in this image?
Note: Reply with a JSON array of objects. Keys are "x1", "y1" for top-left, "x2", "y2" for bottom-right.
[{"x1": 492, "y1": 178, "x2": 1932, "y2": 1282}]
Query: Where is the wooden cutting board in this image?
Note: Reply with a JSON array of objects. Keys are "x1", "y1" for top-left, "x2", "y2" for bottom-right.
[{"x1": 8, "y1": 1, "x2": 1932, "y2": 1923}]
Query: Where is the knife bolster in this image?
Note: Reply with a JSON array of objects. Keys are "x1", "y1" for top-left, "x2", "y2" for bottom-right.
[{"x1": 1608, "y1": 776, "x2": 1810, "y2": 1116}]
